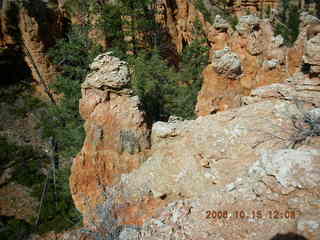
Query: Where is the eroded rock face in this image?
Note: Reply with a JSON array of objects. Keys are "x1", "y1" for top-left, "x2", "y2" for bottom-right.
[
  {"x1": 0, "y1": 2, "x2": 66, "y2": 94},
  {"x1": 70, "y1": 53, "x2": 151, "y2": 226},
  {"x1": 115, "y1": 100, "x2": 319, "y2": 240},
  {"x1": 231, "y1": 0, "x2": 280, "y2": 16},
  {"x1": 155, "y1": 0, "x2": 213, "y2": 53},
  {"x1": 196, "y1": 14, "x2": 305, "y2": 116},
  {"x1": 137, "y1": 147, "x2": 320, "y2": 240},
  {"x1": 304, "y1": 34, "x2": 320, "y2": 74},
  {"x1": 242, "y1": 71, "x2": 320, "y2": 107},
  {"x1": 201, "y1": 0, "x2": 280, "y2": 19},
  {"x1": 235, "y1": 15, "x2": 260, "y2": 35},
  {"x1": 213, "y1": 14, "x2": 230, "y2": 30},
  {"x1": 250, "y1": 149, "x2": 320, "y2": 190}
]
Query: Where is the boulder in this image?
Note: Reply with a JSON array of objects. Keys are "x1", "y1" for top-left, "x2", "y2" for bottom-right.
[
  {"x1": 212, "y1": 47, "x2": 243, "y2": 79},
  {"x1": 133, "y1": 101, "x2": 320, "y2": 240},
  {"x1": 82, "y1": 52, "x2": 130, "y2": 90},
  {"x1": 213, "y1": 14, "x2": 230, "y2": 30},
  {"x1": 235, "y1": 15, "x2": 260, "y2": 35},
  {"x1": 300, "y1": 12, "x2": 320, "y2": 27}
]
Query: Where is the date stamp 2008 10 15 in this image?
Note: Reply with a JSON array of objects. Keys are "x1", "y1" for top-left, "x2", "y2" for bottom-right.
[{"x1": 205, "y1": 210, "x2": 297, "y2": 220}]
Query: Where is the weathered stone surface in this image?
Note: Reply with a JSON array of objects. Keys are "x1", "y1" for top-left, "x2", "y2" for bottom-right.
[
  {"x1": 250, "y1": 149, "x2": 320, "y2": 190},
  {"x1": 196, "y1": 17, "x2": 291, "y2": 115},
  {"x1": 155, "y1": 0, "x2": 213, "y2": 53},
  {"x1": 303, "y1": 35, "x2": 320, "y2": 74},
  {"x1": 68, "y1": 3, "x2": 320, "y2": 240},
  {"x1": 59, "y1": 230, "x2": 103, "y2": 240},
  {"x1": 118, "y1": 227, "x2": 140, "y2": 240},
  {"x1": 196, "y1": 64, "x2": 244, "y2": 115},
  {"x1": 231, "y1": 0, "x2": 280, "y2": 16},
  {"x1": 263, "y1": 59, "x2": 280, "y2": 70},
  {"x1": 120, "y1": 100, "x2": 301, "y2": 200},
  {"x1": 300, "y1": 11, "x2": 320, "y2": 27},
  {"x1": 212, "y1": 47, "x2": 242, "y2": 79},
  {"x1": 88, "y1": 98, "x2": 317, "y2": 240},
  {"x1": 201, "y1": 0, "x2": 281, "y2": 19},
  {"x1": 213, "y1": 14, "x2": 230, "y2": 30},
  {"x1": 82, "y1": 52, "x2": 130, "y2": 90},
  {"x1": 0, "y1": 2, "x2": 65, "y2": 97},
  {"x1": 242, "y1": 72, "x2": 320, "y2": 107},
  {"x1": 297, "y1": 209, "x2": 320, "y2": 239},
  {"x1": 235, "y1": 15, "x2": 260, "y2": 35},
  {"x1": 151, "y1": 121, "x2": 182, "y2": 145},
  {"x1": 72, "y1": 73, "x2": 320, "y2": 240},
  {"x1": 271, "y1": 35, "x2": 284, "y2": 48}
]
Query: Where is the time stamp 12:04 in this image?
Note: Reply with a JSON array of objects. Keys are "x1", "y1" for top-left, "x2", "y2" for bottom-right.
[{"x1": 205, "y1": 210, "x2": 297, "y2": 220}]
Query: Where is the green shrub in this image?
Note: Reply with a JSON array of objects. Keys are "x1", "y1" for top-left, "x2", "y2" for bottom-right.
[
  {"x1": 289, "y1": 104, "x2": 320, "y2": 148},
  {"x1": 275, "y1": 0, "x2": 300, "y2": 46}
]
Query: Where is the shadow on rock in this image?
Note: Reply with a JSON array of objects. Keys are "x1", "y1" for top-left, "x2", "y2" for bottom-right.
[{"x1": 270, "y1": 232, "x2": 308, "y2": 240}]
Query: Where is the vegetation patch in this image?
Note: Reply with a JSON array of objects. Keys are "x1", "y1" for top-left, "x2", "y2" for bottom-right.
[
  {"x1": 0, "y1": 216, "x2": 32, "y2": 240},
  {"x1": 289, "y1": 104, "x2": 320, "y2": 148},
  {"x1": 274, "y1": 0, "x2": 300, "y2": 46}
]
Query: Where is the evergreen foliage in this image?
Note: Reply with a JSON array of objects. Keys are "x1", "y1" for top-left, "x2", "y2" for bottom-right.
[
  {"x1": 0, "y1": 216, "x2": 32, "y2": 240},
  {"x1": 275, "y1": 0, "x2": 300, "y2": 46},
  {"x1": 96, "y1": 2, "x2": 127, "y2": 57},
  {"x1": 92, "y1": 0, "x2": 209, "y2": 120},
  {"x1": 130, "y1": 36, "x2": 209, "y2": 121},
  {"x1": 195, "y1": 0, "x2": 212, "y2": 23},
  {"x1": 43, "y1": 25, "x2": 101, "y2": 158},
  {"x1": 96, "y1": 0, "x2": 161, "y2": 58},
  {"x1": 0, "y1": 135, "x2": 82, "y2": 233},
  {"x1": 0, "y1": 136, "x2": 46, "y2": 187},
  {"x1": 31, "y1": 167, "x2": 82, "y2": 234}
]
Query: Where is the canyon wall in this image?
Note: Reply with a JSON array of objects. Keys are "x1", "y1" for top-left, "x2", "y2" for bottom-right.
[{"x1": 0, "y1": 1, "x2": 66, "y2": 96}]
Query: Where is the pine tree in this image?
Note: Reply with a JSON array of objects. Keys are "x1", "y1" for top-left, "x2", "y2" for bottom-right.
[{"x1": 44, "y1": 25, "x2": 101, "y2": 157}]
